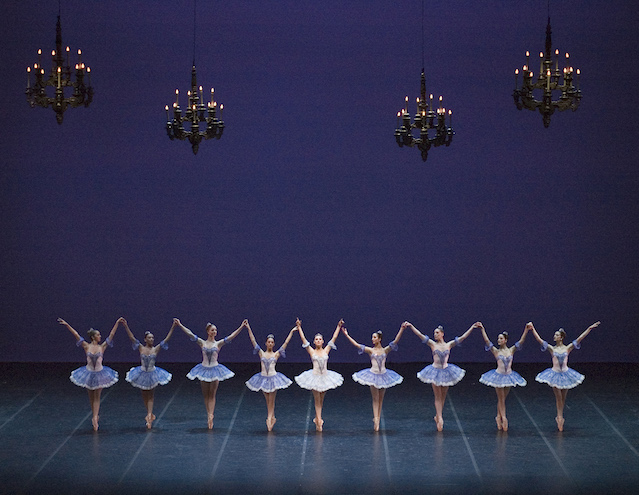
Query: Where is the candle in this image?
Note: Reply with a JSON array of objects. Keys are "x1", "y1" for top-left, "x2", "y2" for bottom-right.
[
  {"x1": 576, "y1": 68, "x2": 580, "y2": 90},
  {"x1": 555, "y1": 49, "x2": 559, "y2": 72},
  {"x1": 448, "y1": 109, "x2": 452, "y2": 127},
  {"x1": 175, "y1": 89, "x2": 179, "y2": 105},
  {"x1": 38, "y1": 48, "x2": 42, "y2": 66},
  {"x1": 514, "y1": 68, "x2": 519, "y2": 89},
  {"x1": 57, "y1": 66, "x2": 61, "y2": 88},
  {"x1": 396, "y1": 111, "x2": 400, "y2": 127},
  {"x1": 220, "y1": 104, "x2": 223, "y2": 120},
  {"x1": 66, "y1": 46, "x2": 70, "y2": 67},
  {"x1": 439, "y1": 95, "x2": 443, "y2": 110},
  {"x1": 199, "y1": 85, "x2": 203, "y2": 103},
  {"x1": 546, "y1": 70, "x2": 551, "y2": 91},
  {"x1": 87, "y1": 67, "x2": 91, "y2": 87},
  {"x1": 78, "y1": 49, "x2": 82, "y2": 64},
  {"x1": 26, "y1": 67, "x2": 31, "y2": 88},
  {"x1": 539, "y1": 52, "x2": 543, "y2": 78},
  {"x1": 165, "y1": 105, "x2": 170, "y2": 121}
]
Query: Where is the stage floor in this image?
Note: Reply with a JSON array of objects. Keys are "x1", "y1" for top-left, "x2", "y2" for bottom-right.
[{"x1": 1, "y1": 362, "x2": 638, "y2": 494}]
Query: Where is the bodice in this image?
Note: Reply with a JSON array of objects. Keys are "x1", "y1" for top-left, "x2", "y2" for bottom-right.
[
  {"x1": 431, "y1": 348, "x2": 450, "y2": 369},
  {"x1": 311, "y1": 354, "x2": 329, "y2": 375},
  {"x1": 495, "y1": 354, "x2": 513, "y2": 374},
  {"x1": 369, "y1": 353, "x2": 387, "y2": 374},
  {"x1": 260, "y1": 356, "x2": 278, "y2": 377},
  {"x1": 86, "y1": 351, "x2": 104, "y2": 372},
  {"x1": 201, "y1": 344, "x2": 220, "y2": 367},
  {"x1": 140, "y1": 353, "x2": 157, "y2": 372},
  {"x1": 551, "y1": 351, "x2": 569, "y2": 372}
]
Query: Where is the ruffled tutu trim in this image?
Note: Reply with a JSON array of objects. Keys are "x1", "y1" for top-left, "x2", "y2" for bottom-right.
[
  {"x1": 479, "y1": 369, "x2": 527, "y2": 388},
  {"x1": 125, "y1": 366, "x2": 172, "y2": 390},
  {"x1": 417, "y1": 364, "x2": 465, "y2": 386},
  {"x1": 535, "y1": 367, "x2": 584, "y2": 389},
  {"x1": 187, "y1": 363, "x2": 234, "y2": 382},
  {"x1": 246, "y1": 372, "x2": 293, "y2": 393},
  {"x1": 70, "y1": 366, "x2": 119, "y2": 390},
  {"x1": 295, "y1": 370, "x2": 343, "y2": 392},
  {"x1": 352, "y1": 369, "x2": 403, "y2": 389}
]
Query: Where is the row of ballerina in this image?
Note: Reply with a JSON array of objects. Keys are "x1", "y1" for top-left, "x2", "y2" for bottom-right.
[{"x1": 58, "y1": 317, "x2": 600, "y2": 433}]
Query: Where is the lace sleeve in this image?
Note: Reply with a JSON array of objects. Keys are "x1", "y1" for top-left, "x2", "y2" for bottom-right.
[
  {"x1": 358, "y1": 344, "x2": 365, "y2": 355},
  {"x1": 421, "y1": 335, "x2": 430, "y2": 344},
  {"x1": 302, "y1": 342, "x2": 310, "y2": 348},
  {"x1": 190, "y1": 334, "x2": 199, "y2": 342},
  {"x1": 454, "y1": 336, "x2": 461, "y2": 347},
  {"x1": 514, "y1": 341, "x2": 523, "y2": 351},
  {"x1": 327, "y1": 341, "x2": 337, "y2": 350},
  {"x1": 105, "y1": 337, "x2": 114, "y2": 348},
  {"x1": 277, "y1": 347, "x2": 286, "y2": 358},
  {"x1": 253, "y1": 344, "x2": 262, "y2": 355},
  {"x1": 160, "y1": 340, "x2": 169, "y2": 350},
  {"x1": 75, "y1": 337, "x2": 85, "y2": 347},
  {"x1": 132, "y1": 339, "x2": 141, "y2": 350},
  {"x1": 223, "y1": 336, "x2": 233, "y2": 344},
  {"x1": 540, "y1": 340, "x2": 548, "y2": 351},
  {"x1": 484, "y1": 341, "x2": 494, "y2": 352},
  {"x1": 388, "y1": 341, "x2": 398, "y2": 352},
  {"x1": 571, "y1": 339, "x2": 581, "y2": 350}
]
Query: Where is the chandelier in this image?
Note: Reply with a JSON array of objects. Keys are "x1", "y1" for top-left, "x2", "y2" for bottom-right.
[
  {"x1": 513, "y1": 16, "x2": 581, "y2": 127},
  {"x1": 165, "y1": 1, "x2": 224, "y2": 155},
  {"x1": 25, "y1": 10, "x2": 93, "y2": 124},
  {"x1": 394, "y1": 1, "x2": 453, "y2": 162}
]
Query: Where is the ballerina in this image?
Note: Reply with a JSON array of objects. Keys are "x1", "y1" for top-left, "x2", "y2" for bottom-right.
[
  {"x1": 477, "y1": 322, "x2": 529, "y2": 431},
  {"x1": 175, "y1": 318, "x2": 245, "y2": 429},
  {"x1": 529, "y1": 320, "x2": 600, "y2": 431},
  {"x1": 294, "y1": 318, "x2": 344, "y2": 431},
  {"x1": 407, "y1": 321, "x2": 479, "y2": 431},
  {"x1": 244, "y1": 320, "x2": 297, "y2": 431},
  {"x1": 122, "y1": 318, "x2": 176, "y2": 429},
  {"x1": 58, "y1": 317, "x2": 122, "y2": 431},
  {"x1": 341, "y1": 322, "x2": 407, "y2": 431}
]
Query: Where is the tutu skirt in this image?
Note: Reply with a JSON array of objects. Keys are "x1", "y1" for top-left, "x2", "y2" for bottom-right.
[
  {"x1": 417, "y1": 364, "x2": 465, "y2": 386},
  {"x1": 70, "y1": 366, "x2": 119, "y2": 390},
  {"x1": 126, "y1": 366, "x2": 172, "y2": 390},
  {"x1": 295, "y1": 370, "x2": 344, "y2": 392},
  {"x1": 479, "y1": 369, "x2": 527, "y2": 388},
  {"x1": 246, "y1": 372, "x2": 293, "y2": 393},
  {"x1": 535, "y1": 367, "x2": 584, "y2": 389},
  {"x1": 352, "y1": 369, "x2": 403, "y2": 389},
  {"x1": 187, "y1": 363, "x2": 235, "y2": 382}
]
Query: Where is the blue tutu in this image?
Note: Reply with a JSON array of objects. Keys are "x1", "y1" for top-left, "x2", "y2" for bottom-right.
[
  {"x1": 352, "y1": 369, "x2": 403, "y2": 389},
  {"x1": 417, "y1": 364, "x2": 465, "y2": 386},
  {"x1": 70, "y1": 366, "x2": 119, "y2": 390},
  {"x1": 535, "y1": 367, "x2": 584, "y2": 389},
  {"x1": 246, "y1": 373, "x2": 293, "y2": 393},
  {"x1": 479, "y1": 369, "x2": 527, "y2": 388},
  {"x1": 126, "y1": 367, "x2": 172, "y2": 390},
  {"x1": 187, "y1": 363, "x2": 234, "y2": 382}
]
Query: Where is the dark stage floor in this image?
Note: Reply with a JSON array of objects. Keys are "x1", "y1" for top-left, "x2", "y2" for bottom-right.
[{"x1": 1, "y1": 362, "x2": 638, "y2": 494}]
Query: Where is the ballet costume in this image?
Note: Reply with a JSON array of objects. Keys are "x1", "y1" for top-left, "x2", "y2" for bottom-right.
[
  {"x1": 70, "y1": 338, "x2": 119, "y2": 390},
  {"x1": 535, "y1": 340, "x2": 584, "y2": 389},
  {"x1": 352, "y1": 342, "x2": 403, "y2": 388},
  {"x1": 125, "y1": 340, "x2": 172, "y2": 390},
  {"x1": 479, "y1": 342, "x2": 527, "y2": 388},
  {"x1": 246, "y1": 346, "x2": 293, "y2": 393},
  {"x1": 416, "y1": 336, "x2": 465, "y2": 386},
  {"x1": 186, "y1": 336, "x2": 235, "y2": 382},
  {"x1": 295, "y1": 342, "x2": 344, "y2": 392}
]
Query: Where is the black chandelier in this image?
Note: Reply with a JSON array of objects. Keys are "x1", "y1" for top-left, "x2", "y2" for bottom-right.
[
  {"x1": 25, "y1": 8, "x2": 93, "y2": 124},
  {"x1": 394, "y1": 1, "x2": 453, "y2": 162},
  {"x1": 165, "y1": 1, "x2": 224, "y2": 155},
  {"x1": 513, "y1": 16, "x2": 581, "y2": 128}
]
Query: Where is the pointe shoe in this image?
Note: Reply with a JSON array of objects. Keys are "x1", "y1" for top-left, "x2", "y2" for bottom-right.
[
  {"x1": 373, "y1": 417, "x2": 380, "y2": 432},
  {"x1": 556, "y1": 416, "x2": 564, "y2": 432},
  {"x1": 266, "y1": 417, "x2": 276, "y2": 431},
  {"x1": 502, "y1": 417, "x2": 508, "y2": 432},
  {"x1": 495, "y1": 416, "x2": 502, "y2": 430},
  {"x1": 145, "y1": 413, "x2": 156, "y2": 429},
  {"x1": 434, "y1": 416, "x2": 443, "y2": 432},
  {"x1": 207, "y1": 414, "x2": 214, "y2": 430},
  {"x1": 313, "y1": 418, "x2": 323, "y2": 432},
  {"x1": 92, "y1": 416, "x2": 99, "y2": 431}
]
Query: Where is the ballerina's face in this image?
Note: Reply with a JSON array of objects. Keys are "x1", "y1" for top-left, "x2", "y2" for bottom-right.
[
  {"x1": 91, "y1": 331, "x2": 102, "y2": 344},
  {"x1": 553, "y1": 331, "x2": 563, "y2": 342},
  {"x1": 314, "y1": 334, "x2": 324, "y2": 347},
  {"x1": 206, "y1": 324, "x2": 218, "y2": 338},
  {"x1": 433, "y1": 327, "x2": 444, "y2": 341},
  {"x1": 497, "y1": 334, "x2": 507, "y2": 346},
  {"x1": 145, "y1": 333, "x2": 155, "y2": 346},
  {"x1": 265, "y1": 337, "x2": 275, "y2": 351},
  {"x1": 371, "y1": 333, "x2": 381, "y2": 345}
]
